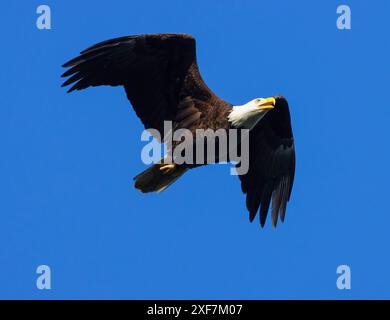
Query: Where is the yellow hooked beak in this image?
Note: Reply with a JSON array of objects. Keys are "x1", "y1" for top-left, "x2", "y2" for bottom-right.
[{"x1": 257, "y1": 97, "x2": 276, "y2": 111}]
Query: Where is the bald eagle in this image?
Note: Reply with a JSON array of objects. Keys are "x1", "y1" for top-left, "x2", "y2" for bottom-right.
[{"x1": 61, "y1": 34, "x2": 295, "y2": 228}]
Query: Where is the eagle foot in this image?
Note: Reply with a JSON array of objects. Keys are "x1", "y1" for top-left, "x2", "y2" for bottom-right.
[{"x1": 159, "y1": 164, "x2": 176, "y2": 174}]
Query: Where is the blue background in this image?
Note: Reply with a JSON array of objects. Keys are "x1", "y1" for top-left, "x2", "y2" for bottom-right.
[{"x1": 1, "y1": 0, "x2": 389, "y2": 299}]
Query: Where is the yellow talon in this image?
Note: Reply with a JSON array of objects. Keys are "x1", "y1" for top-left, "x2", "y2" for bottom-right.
[{"x1": 159, "y1": 164, "x2": 176, "y2": 174}]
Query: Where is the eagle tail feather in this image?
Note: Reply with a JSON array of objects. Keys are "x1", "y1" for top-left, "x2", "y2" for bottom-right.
[{"x1": 133, "y1": 163, "x2": 187, "y2": 193}]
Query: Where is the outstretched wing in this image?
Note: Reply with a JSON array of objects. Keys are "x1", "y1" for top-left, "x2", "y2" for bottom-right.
[
  {"x1": 238, "y1": 100, "x2": 295, "y2": 227},
  {"x1": 61, "y1": 34, "x2": 230, "y2": 135}
]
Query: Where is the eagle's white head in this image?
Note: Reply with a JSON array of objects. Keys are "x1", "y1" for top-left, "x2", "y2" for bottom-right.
[{"x1": 228, "y1": 97, "x2": 275, "y2": 129}]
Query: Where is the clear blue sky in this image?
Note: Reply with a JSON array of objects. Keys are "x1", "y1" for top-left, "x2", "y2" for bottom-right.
[{"x1": 1, "y1": 0, "x2": 389, "y2": 299}]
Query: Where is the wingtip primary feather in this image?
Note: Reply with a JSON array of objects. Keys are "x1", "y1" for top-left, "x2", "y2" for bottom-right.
[{"x1": 249, "y1": 211, "x2": 256, "y2": 223}]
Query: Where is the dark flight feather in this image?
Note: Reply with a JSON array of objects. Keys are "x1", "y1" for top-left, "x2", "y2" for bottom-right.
[
  {"x1": 61, "y1": 34, "x2": 230, "y2": 136},
  {"x1": 237, "y1": 97, "x2": 295, "y2": 227}
]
